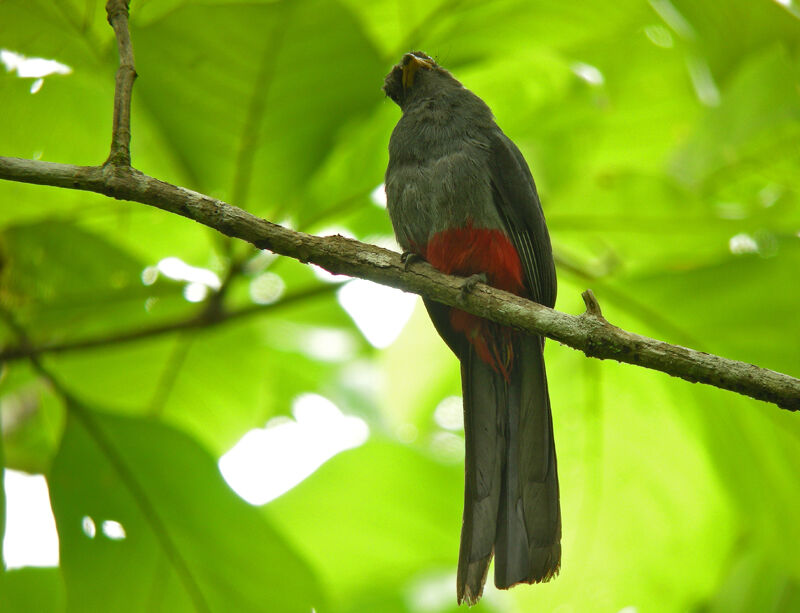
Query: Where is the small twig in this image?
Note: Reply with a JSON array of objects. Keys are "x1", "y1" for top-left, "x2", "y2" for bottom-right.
[
  {"x1": 201, "y1": 254, "x2": 244, "y2": 322},
  {"x1": 581, "y1": 289, "x2": 604, "y2": 319},
  {"x1": 0, "y1": 283, "x2": 340, "y2": 362},
  {"x1": 230, "y1": 16, "x2": 287, "y2": 208},
  {"x1": 104, "y1": 0, "x2": 136, "y2": 167},
  {"x1": 148, "y1": 335, "x2": 195, "y2": 416}
]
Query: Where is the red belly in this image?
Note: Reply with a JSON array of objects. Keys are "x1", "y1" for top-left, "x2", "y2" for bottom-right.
[{"x1": 422, "y1": 222, "x2": 526, "y2": 379}]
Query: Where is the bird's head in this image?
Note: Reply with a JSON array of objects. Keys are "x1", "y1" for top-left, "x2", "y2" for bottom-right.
[{"x1": 383, "y1": 51, "x2": 460, "y2": 109}]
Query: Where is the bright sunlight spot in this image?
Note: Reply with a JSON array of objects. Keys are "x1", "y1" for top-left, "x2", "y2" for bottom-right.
[
  {"x1": 157, "y1": 256, "x2": 221, "y2": 289},
  {"x1": 301, "y1": 327, "x2": 357, "y2": 361},
  {"x1": 183, "y1": 282, "x2": 208, "y2": 302},
  {"x1": 729, "y1": 233, "x2": 758, "y2": 255},
  {"x1": 407, "y1": 571, "x2": 457, "y2": 612},
  {"x1": 370, "y1": 183, "x2": 387, "y2": 208},
  {"x1": 147, "y1": 256, "x2": 222, "y2": 302},
  {"x1": 433, "y1": 396, "x2": 464, "y2": 431},
  {"x1": 571, "y1": 62, "x2": 604, "y2": 86},
  {"x1": 82, "y1": 515, "x2": 97, "y2": 539},
  {"x1": 141, "y1": 266, "x2": 159, "y2": 286},
  {"x1": 774, "y1": 0, "x2": 800, "y2": 15},
  {"x1": 249, "y1": 272, "x2": 285, "y2": 305},
  {"x1": 338, "y1": 279, "x2": 417, "y2": 348},
  {"x1": 101, "y1": 520, "x2": 127, "y2": 540},
  {"x1": 0, "y1": 49, "x2": 71, "y2": 94},
  {"x1": 219, "y1": 394, "x2": 369, "y2": 505},
  {"x1": 3, "y1": 470, "x2": 59, "y2": 569}
]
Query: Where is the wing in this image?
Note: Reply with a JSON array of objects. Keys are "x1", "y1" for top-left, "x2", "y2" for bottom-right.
[{"x1": 487, "y1": 130, "x2": 557, "y2": 309}]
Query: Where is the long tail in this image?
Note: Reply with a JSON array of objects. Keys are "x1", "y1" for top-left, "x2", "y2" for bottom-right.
[
  {"x1": 457, "y1": 335, "x2": 561, "y2": 605},
  {"x1": 457, "y1": 348, "x2": 505, "y2": 604},
  {"x1": 494, "y1": 336, "x2": 561, "y2": 589}
]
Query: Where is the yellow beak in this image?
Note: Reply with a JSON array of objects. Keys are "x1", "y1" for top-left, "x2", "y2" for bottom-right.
[{"x1": 401, "y1": 54, "x2": 434, "y2": 89}]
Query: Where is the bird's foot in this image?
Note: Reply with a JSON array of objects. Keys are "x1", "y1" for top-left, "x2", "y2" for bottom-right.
[
  {"x1": 458, "y1": 273, "x2": 488, "y2": 304},
  {"x1": 400, "y1": 251, "x2": 424, "y2": 271}
]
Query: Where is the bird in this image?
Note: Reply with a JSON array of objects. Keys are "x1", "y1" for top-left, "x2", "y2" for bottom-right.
[{"x1": 383, "y1": 51, "x2": 561, "y2": 605}]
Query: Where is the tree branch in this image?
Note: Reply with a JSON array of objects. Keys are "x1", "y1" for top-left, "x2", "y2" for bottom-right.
[
  {"x1": 1, "y1": 157, "x2": 798, "y2": 410},
  {"x1": 0, "y1": 283, "x2": 340, "y2": 362},
  {"x1": 105, "y1": 0, "x2": 136, "y2": 167},
  {"x1": 0, "y1": 2, "x2": 798, "y2": 412}
]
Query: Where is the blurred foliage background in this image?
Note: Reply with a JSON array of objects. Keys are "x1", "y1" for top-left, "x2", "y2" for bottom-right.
[{"x1": 1, "y1": 0, "x2": 800, "y2": 611}]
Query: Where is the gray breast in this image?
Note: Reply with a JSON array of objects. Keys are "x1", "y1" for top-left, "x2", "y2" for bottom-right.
[{"x1": 385, "y1": 126, "x2": 504, "y2": 251}]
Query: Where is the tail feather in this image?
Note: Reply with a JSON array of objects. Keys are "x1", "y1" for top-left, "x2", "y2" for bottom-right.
[
  {"x1": 457, "y1": 349, "x2": 504, "y2": 605},
  {"x1": 495, "y1": 336, "x2": 561, "y2": 589},
  {"x1": 457, "y1": 336, "x2": 561, "y2": 605}
]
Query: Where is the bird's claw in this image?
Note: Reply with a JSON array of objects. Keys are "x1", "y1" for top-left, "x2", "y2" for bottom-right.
[
  {"x1": 458, "y1": 273, "x2": 488, "y2": 304},
  {"x1": 400, "y1": 251, "x2": 424, "y2": 271}
]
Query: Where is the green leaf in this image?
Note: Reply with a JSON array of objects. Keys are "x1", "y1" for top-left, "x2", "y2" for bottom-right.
[
  {"x1": 0, "y1": 0, "x2": 109, "y2": 74},
  {"x1": 49, "y1": 407, "x2": 325, "y2": 612},
  {"x1": 0, "y1": 363, "x2": 65, "y2": 473},
  {"x1": 671, "y1": 45, "x2": 800, "y2": 189},
  {"x1": 132, "y1": 0, "x2": 386, "y2": 216},
  {"x1": 267, "y1": 440, "x2": 462, "y2": 608},
  {"x1": 703, "y1": 549, "x2": 800, "y2": 613},
  {"x1": 0, "y1": 567, "x2": 66, "y2": 613},
  {"x1": 623, "y1": 239, "x2": 800, "y2": 374}
]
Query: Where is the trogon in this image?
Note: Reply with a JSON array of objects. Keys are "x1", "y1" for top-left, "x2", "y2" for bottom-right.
[{"x1": 383, "y1": 52, "x2": 560, "y2": 605}]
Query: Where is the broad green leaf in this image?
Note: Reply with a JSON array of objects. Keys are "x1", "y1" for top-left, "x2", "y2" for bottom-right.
[
  {"x1": 267, "y1": 440, "x2": 462, "y2": 609},
  {"x1": 703, "y1": 549, "x2": 800, "y2": 613},
  {"x1": 132, "y1": 0, "x2": 386, "y2": 217},
  {"x1": 49, "y1": 408, "x2": 325, "y2": 612},
  {"x1": 622, "y1": 239, "x2": 800, "y2": 374},
  {"x1": 0, "y1": 0, "x2": 108, "y2": 72},
  {"x1": 670, "y1": 0, "x2": 800, "y2": 83},
  {"x1": 671, "y1": 45, "x2": 800, "y2": 190},
  {"x1": 0, "y1": 567, "x2": 66, "y2": 613},
  {"x1": 0, "y1": 363, "x2": 65, "y2": 473}
]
